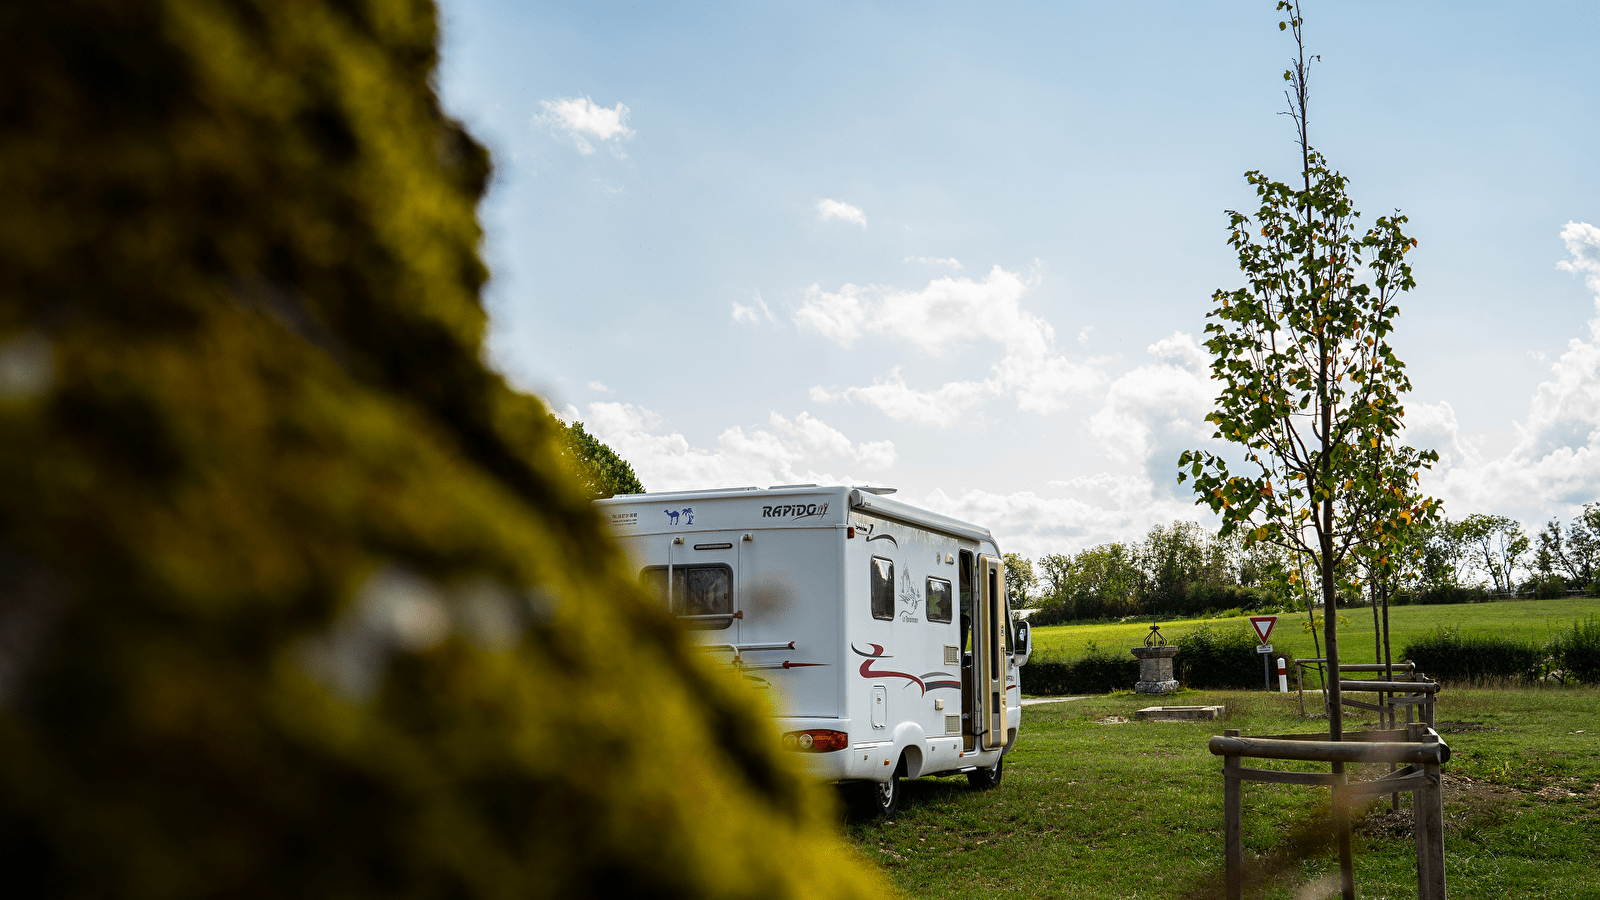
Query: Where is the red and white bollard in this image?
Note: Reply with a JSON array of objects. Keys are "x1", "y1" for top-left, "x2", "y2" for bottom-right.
[{"x1": 1277, "y1": 657, "x2": 1288, "y2": 693}]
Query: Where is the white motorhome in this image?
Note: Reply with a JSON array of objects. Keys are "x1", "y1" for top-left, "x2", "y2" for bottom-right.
[{"x1": 596, "y1": 484, "x2": 1033, "y2": 817}]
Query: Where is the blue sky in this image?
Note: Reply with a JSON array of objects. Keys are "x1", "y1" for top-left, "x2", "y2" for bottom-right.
[{"x1": 437, "y1": 1, "x2": 1600, "y2": 559}]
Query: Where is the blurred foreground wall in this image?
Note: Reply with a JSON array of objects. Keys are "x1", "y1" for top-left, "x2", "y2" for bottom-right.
[{"x1": 0, "y1": 2, "x2": 884, "y2": 897}]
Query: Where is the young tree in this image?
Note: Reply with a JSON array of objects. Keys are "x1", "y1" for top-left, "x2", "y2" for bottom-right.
[
  {"x1": 1030, "y1": 552, "x2": 1076, "y2": 623},
  {"x1": 1035, "y1": 552, "x2": 1074, "y2": 600},
  {"x1": 1537, "y1": 505, "x2": 1600, "y2": 588},
  {"x1": 1177, "y1": 1, "x2": 1439, "y2": 746},
  {"x1": 1534, "y1": 521, "x2": 1563, "y2": 579},
  {"x1": 1068, "y1": 543, "x2": 1141, "y2": 620},
  {"x1": 1002, "y1": 552, "x2": 1038, "y2": 607},
  {"x1": 1139, "y1": 521, "x2": 1207, "y2": 615},
  {"x1": 1574, "y1": 504, "x2": 1600, "y2": 587},
  {"x1": 1358, "y1": 468, "x2": 1435, "y2": 684},
  {"x1": 1459, "y1": 513, "x2": 1528, "y2": 594},
  {"x1": 1415, "y1": 517, "x2": 1469, "y2": 593}
]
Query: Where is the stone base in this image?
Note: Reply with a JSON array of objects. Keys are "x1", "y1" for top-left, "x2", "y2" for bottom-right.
[
  {"x1": 1134, "y1": 705, "x2": 1224, "y2": 721},
  {"x1": 1135, "y1": 679, "x2": 1179, "y2": 695}
]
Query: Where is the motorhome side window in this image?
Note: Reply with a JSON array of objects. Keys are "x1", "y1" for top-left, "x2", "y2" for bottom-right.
[
  {"x1": 926, "y1": 577, "x2": 952, "y2": 624},
  {"x1": 870, "y1": 556, "x2": 894, "y2": 621},
  {"x1": 639, "y1": 565, "x2": 733, "y2": 630}
]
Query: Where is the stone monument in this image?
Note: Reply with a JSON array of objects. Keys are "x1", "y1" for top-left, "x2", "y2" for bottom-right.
[{"x1": 1132, "y1": 624, "x2": 1179, "y2": 694}]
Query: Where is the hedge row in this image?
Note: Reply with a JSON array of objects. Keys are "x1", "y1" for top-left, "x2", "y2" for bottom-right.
[
  {"x1": 1174, "y1": 624, "x2": 1287, "y2": 689},
  {"x1": 1023, "y1": 624, "x2": 1296, "y2": 695},
  {"x1": 1023, "y1": 617, "x2": 1600, "y2": 696},
  {"x1": 1023, "y1": 645, "x2": 1140, "y2": 695},
  {"x1": 1401, "y1": 617, "x2": 1600, "y2": 685}
]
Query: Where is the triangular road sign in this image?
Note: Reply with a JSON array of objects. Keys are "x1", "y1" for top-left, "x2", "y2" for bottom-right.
[{"x1": 1249, "y1": 616, "x2": 1277, "y2": 645}]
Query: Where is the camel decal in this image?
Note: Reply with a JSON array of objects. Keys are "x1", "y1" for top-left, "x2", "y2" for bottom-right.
[{"x1": 664, "y1": 507, "x2": 695, "y2": 526}]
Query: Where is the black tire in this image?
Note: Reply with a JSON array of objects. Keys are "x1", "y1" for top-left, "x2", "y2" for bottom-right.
[
  {"x1": 849, "y1": 772, "x2": 901, "y2": 820},
  {"x1": 966, "y1": 755, "x2": 1003, "y2": 790},
  {"x1": 844, "y1": 757, "x2": 905, "y2": 822}
]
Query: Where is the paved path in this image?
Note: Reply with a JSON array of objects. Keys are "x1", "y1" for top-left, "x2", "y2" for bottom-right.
[{"x1": 1020, "y1": 696, "x2": 1089, "y2": 706}]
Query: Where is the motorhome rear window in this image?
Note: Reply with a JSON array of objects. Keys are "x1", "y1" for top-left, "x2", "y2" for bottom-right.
[
  {"x1": 926, "y1": 577, "x2": 952, "y2": 624},
  {"x1": 639, "y1": 565, "x2": 733, "y2": 630},
  {"x1": 870, "y1": 556, "x2": 894, "y2": 620}
]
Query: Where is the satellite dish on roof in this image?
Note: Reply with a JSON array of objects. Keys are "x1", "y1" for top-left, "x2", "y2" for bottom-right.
[{"x1": 856, "y1": 486, "x2": 897, "y2": 495}]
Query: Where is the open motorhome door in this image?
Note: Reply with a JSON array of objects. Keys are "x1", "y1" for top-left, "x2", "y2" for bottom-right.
[{"x1": 975, "y1": 554, "x2": 1007, "y2": 750}]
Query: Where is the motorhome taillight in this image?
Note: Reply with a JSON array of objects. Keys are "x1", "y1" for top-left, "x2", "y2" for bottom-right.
[
  {"x1": 847, "y1": 527, "x2": 855, "y2": 539},
  {"x1": 781, "y1": 729, "x2": 848, "y2": 753}
]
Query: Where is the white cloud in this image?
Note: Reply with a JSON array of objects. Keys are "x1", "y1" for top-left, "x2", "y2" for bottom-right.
[
  {"x1": 910, "y1": 333, "x2": 1230, "y2": 558},
  {"x1": 578, "y1": 402, "x2": 895, "y2": 491},
  {"x1": 920, "y1": 482, "x2": 1215, "y2": 561},
  {"x1": 1556, "y1": 221, "x2": 1600, "y2": 294},
  {"x1": 797, "y1": 265, "x2": 1103, "y2": 424},
  {"x1": 1402, "y1": 400, "x2": 1475, "y2": 471},
  {"x1": 817, "y1": 199, "x2": 867, "y2": 228},
  {"x1": 731, "y1": 293, "x2": 775, "y2": 325},
  {"x1": 904, "y1": 256, "x2": 963, "y2": 271},
  {"x1": 1415, "y1": 221, "x2": 1600, "y2": 525},
  {"x1": 833, "y1": 370, "x2": 992, "y2": 424},
  {"x1": 588, "y1": 381, "x2": 613, "y2": 393},
  {"x1": 534, "y1": 96, "x2": 634, "y2": 155},
  {"x1": 1087, "y1": 333, "x2": 1215, "y2": 490}
]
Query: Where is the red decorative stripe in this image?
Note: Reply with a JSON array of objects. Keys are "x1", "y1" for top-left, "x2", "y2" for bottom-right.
[{"x1": 859, "y1": 658, "x2": 925, "y2": 692}]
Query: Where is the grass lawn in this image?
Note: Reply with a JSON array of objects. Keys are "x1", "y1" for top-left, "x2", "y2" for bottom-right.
[
  {"x1": 1029, "y1": 595, "x2": 1600, "y2": 666},
  {"x1": 845, "y1": 687, "x2": 1600, "y2": 899}
]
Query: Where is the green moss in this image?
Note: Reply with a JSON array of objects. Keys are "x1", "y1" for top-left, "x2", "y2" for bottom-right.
[{"x1": 0, "y1": 2, "x2": 884, "y2": 896}]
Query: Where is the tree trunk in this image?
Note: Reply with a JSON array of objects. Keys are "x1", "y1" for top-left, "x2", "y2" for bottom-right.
[
  {"x1": 1322, "y1": 528, "x2": 1343, "y2": 742},
  {"x1": 1306, "y1": 573, "x2": 1324, "y2": 696},
  {"x1": 1381, "y1": 576, "x2": 1394, "y2": 727},
  {"x1": 1371, "y1": 577, "x2": 1381, "y2": 667}
]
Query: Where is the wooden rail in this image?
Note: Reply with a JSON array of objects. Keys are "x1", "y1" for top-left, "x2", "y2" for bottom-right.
[
  {"x1": 1294, "y1": 661, "x2": 1439, "y2": 729},
  {"x1": 1210, "y1": 723, "x2": 1448, "y2": 900}
]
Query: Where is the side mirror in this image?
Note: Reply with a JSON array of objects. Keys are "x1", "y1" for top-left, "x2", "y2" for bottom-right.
[{"x1": 1014, "y1": 620, "x2": 1033, "y2": 667}]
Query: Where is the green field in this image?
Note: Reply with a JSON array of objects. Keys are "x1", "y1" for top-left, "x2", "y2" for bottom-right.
[
  {"x1": 1029, "y1": 595, "x2": 1600, "y2": 667},
  {"x1": 846, "y1": 688, "x2": 1600, "y2": 899}
]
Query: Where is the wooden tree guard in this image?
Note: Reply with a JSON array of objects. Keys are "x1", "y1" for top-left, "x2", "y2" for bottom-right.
[
  {"x1": 1295, "y1": 660, "x2": 1438, "y2": 730},
  {"x1": 1210, "y1": 723, "x2": 1449, "y2": 900}
]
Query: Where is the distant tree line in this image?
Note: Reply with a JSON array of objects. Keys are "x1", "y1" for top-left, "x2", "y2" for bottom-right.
[
  {"x1": 1009, "y1": 504, "x2": 1600, "y2": 627},
  {"x1": 1004, "y1": 523, "x2": 1280, "y2": 626}
]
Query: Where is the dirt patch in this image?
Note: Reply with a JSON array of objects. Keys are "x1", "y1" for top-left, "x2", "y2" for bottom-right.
[
  {"x1": 1443, "y1": 771, "x2": 1522, "y2": 803},
  {"x1": 1096, "y1": 715, "x2": 1129, "y2": 725},
  {"x1": 1434, "y1": 720, "x2": 1489, "y2": 734},
  {"x1": 1356, "y1": 806, "x2": 1414, "y2": 839},
  {"x1": 1354, "y1": 773, "x2": 1522, "y2": 838}
]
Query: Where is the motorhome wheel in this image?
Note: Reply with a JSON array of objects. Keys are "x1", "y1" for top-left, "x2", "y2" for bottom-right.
[
  {"x1": 966, "y1": 756, "x2": 1003, "y2": 790},
  {"x1": 844, "y1": 772, "x2": 902, "y2": 821},
  {"x1": 871, "y1": 775, "x2": 901, "y2": 817}
]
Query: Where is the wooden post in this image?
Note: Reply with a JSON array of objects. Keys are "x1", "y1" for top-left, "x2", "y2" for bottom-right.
[
  {"x1": 1418, "y1": 728, "x2": 1447, "y2": 900},
  {"x1": 1407, "y1": 724, "x2": 1431, "y2": 897},
  {"x1": 1224, "y1": 729, "x2": 1242, "y2": 900},
  {"x1": 1334, "y1": 758, "x2": 1355, "y2": 900}
]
